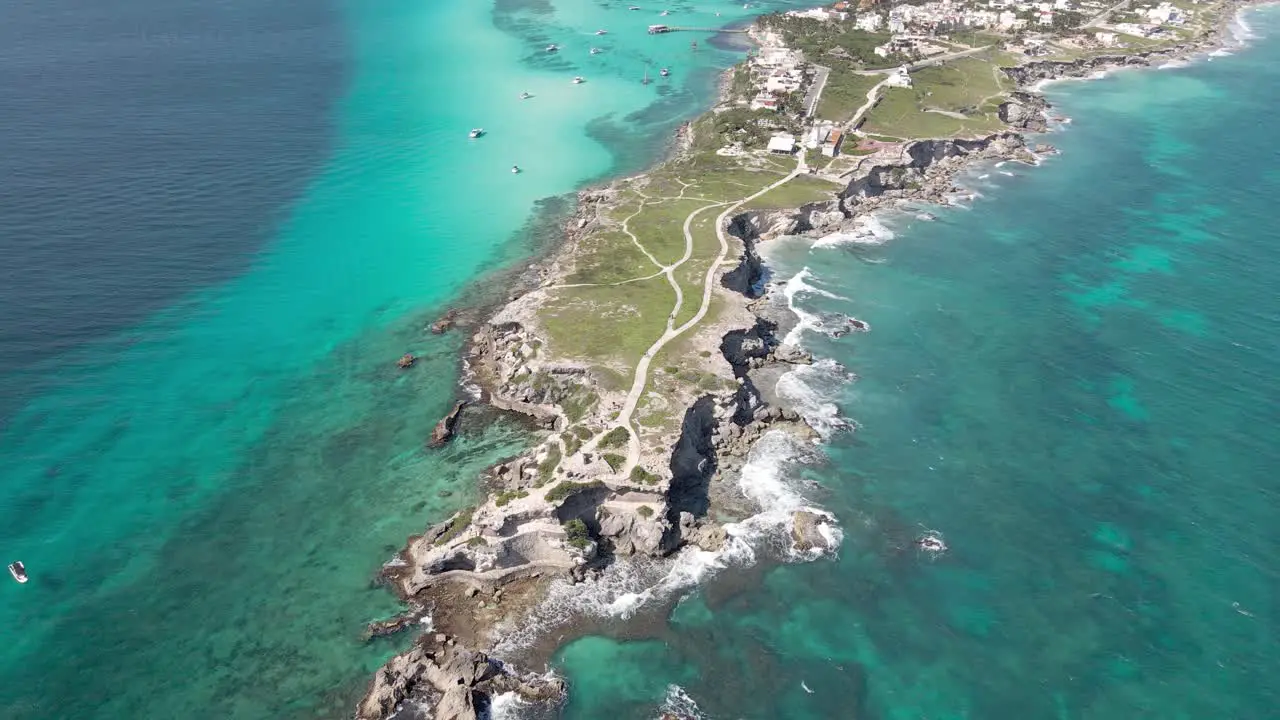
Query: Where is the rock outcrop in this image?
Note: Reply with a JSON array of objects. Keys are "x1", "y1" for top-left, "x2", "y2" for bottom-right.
[
  {"x1": 998, "y1": 91, "x2": 1049, "y2": 132},
  {"x1": 430, "y1": 310, "x2": 458, "y2": 334},
  {"x1": 429, "y1": 401, "x2": 467, "y2": 448},
  {"x1": 791, "y1": 509, "x2": 836, "y2": 553},
  {"x1": 357, "y1": 636, "x2": 565, "y2": 720}
]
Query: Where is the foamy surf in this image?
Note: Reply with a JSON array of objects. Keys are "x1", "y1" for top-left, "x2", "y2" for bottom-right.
[
  {"x1": 657, "y1": 684, "x2": 708, "y2": 719},
  {"x1": 495, "y1": 419, "x2": 844, "y2": 654},
  {"x1": 781, "y1": 268, "x2": 858, "y2": 346},
  {"x1": 489, "y1": 691, "x2": 532, "y2": 720},
  {"x1": 774, "y1": 359, "x2": 857, "y2": 439},
  {"x1": 812, "y1": 213, "x2": 897, "y2": 248}
]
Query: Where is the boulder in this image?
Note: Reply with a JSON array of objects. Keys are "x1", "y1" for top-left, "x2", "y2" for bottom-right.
[
  {"x1": 791, "y1": 510, "x2": 834, "y2": 553},
  {"x1": 430, "y1": 401, "x2": 467, "y2": 447}
]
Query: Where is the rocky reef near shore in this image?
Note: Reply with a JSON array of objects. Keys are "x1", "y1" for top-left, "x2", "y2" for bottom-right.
[
  {"x1": 353, "y1": 7, "x2": 1263, "y2": 711},
  {"x1": 356, "y1": 633, "x2": 565, "y2": 720}
]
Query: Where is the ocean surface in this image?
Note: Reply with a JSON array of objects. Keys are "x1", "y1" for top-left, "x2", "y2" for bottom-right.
[
  {"x1": 0, "y1": 0, "x2": 802, "y2": 717},
  {"x1": 549, "y1": 8, "x2": 1280, "y2": 720}
]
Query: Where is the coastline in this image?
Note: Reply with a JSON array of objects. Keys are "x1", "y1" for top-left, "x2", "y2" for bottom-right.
[{"x1": 354, "y1": 3, "x2": 1260, "y2": 718}]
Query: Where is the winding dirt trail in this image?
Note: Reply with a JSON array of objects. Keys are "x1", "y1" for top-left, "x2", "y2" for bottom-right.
[{"x1": 612, "y1": 159, "x2": 806, "y2": 472}]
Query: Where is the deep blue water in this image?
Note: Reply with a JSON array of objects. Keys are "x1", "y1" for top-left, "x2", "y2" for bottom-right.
[{"x1": 0, "y1": 0, "x2": 346, "y2": 423}]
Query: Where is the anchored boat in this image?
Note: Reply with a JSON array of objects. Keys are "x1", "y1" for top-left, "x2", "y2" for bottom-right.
[
  {"x1": 8, "y1": 561, "x2": 27, "y2": 584},
  {"x1": 468, "y1": 128, "x2": 484, "y2": 139},
  {"x1": 572, "y1": 76, "x2": 585, "y2": 84},
  {"x1": 545, "y1": 44, "x2": 559, "y2": 52},
  {"x1": 660, "y1": 67, "x2": 670, "y2": 77}
]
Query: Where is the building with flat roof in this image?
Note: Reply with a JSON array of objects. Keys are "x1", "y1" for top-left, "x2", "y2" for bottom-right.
[{"x1": 767, "y1": 134, "x2": 797, "y2": 154}]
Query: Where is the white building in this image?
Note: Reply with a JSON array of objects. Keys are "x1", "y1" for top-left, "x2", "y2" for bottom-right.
[
  {"x1": 856, "y1": 13, "x2": 884, "y2": 31},
  {"x1": 885, "y1": 67, "x2": 913, "y2": 88},
  {"x1": 767, "y1": 134, "x2": 797, "y2": 154},
  {"x1": 1095, "y1": 30, "x2": 1119, "y2": 45}
]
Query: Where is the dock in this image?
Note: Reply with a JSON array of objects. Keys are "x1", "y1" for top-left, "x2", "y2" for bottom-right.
[{"x1": 648, "y1": 24, "x2": 749, "y2": 34}]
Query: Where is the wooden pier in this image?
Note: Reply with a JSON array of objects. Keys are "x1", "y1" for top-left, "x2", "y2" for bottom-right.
[{"x1": 649, "y1": 25, "x2": 749, "y2": 34}]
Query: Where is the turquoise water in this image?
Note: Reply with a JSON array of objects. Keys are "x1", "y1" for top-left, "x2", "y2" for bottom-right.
[
  {"x1": 0, "y1": 0, "x2": 802, "y2": 717},
  {"x1": 555, "y1": 9, "x2": 1280, "y2": 719}
]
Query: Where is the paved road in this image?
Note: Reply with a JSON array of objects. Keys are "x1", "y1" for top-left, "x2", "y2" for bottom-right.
[
  {"x1": 803, "y1": 65, "x2": 831, "y2": 118},
  {"x1": 1084, "y1": 0, "x2": 1133, "y2": 28},
  {"x1": 848, "y1": 77, "x2": 889, "y2": 129},
  {"x1": 905, "y1": 44, "x2": 993, "y2": 71}
]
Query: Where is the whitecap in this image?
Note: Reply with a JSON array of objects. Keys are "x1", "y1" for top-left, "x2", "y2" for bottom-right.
[
  {"x1": 813, "y1": 214, "x2": 897, "y2": 249},
  {"x1": 659, "y1": 684, "x2": 707, "y2": 718},
  {"x1": 774, "y1": 359, "x2": 857, "y2": 440},
  {"x1": 781, "y1": 268, "x2": 851, "y2": 346},
  {"x1": 489, "y1": 691, "x2": 532, "y2": 720}
]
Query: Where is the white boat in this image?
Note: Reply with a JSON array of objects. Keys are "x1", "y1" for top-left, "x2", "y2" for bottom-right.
[
  {"x1": 519, "y1": 91, "x2": 532, "y2": 99},
  {"x1": 545, "y1": 44, "x2": 559, "y2": 52},
  {"x1": 629, "y1": 5, "x2": 641, "y2": 10},
  {"x1": 590, "y1": 47, "x2": 602, "y2": 55},
  {"x1": 8, "y1": 561, "x2": 27, "y2": 584},
  {"x1": 660, "y1": 10, "x2": 669, "y2": 15},
  {"x1": 468, "y1": 128, "x2": 484, "y2": 138},
  {"x1": 511, "y1": 165, "x2": 521, "y2": 174},
  {"x1": 595, "y1": 29, "x2": 608, "y2": 35},
  {"x1": 572, "y1": 76, "x2": 585, "y2": 84},
  {"x1": 660, "y1": 67, "x2": 670, "y2": 77}
]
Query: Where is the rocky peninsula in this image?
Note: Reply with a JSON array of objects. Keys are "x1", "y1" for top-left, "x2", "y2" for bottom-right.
[{"x1": 355, "y1": 2, "x2": 1253, "y2": 717}]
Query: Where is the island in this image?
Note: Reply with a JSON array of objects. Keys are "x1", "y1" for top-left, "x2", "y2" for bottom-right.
[{"x1": 356, "y1": 1, "x2": 1250, "y2": 717}]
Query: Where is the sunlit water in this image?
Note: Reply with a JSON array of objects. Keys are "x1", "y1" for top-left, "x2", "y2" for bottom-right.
[
  {"x1": 0, "y1": 0, "x2": 807, "y2": 717},
  {"x1": 554, "y1": 8, "x2": 1280, "y2": 719}
]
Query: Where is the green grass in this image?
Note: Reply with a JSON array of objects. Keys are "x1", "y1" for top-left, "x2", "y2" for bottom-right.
[
  {"x1": 742, "y1": 174, "x2": 841, "y2": 212},
  {"x1": 563, "y1": 519, "x2": 591, "y2": 549},
  {"x1": 630, "y1": 466, "x2": 661, "y2": 485},
  {"x1": 627, "y1": 199, "x2": 710, "y2": 265},
  {"x1": 637, "y1": 505, "x2": 654, "y2": 518},
  {"x1": 815, "y1": 72, "x2": 882, "y2": 123},
  {"x1": 536, "y1": 445, "x2": 562, "y2": 486},
  {"x1": 859, "y1": 57, "x2": 1012, "y2": 139},
  {"x1": 541, "y1": 277, "x2": 673, "y2": 364},
  {"x1": 545, "y1": 480, "x2": 606, "y2": 504},
  {"x1": 495, "y1": 489, "x2": 529, "y2": 507},
  {"x1": 602, "y1": 453, "x2": 626, "y2": 473},
  {"x1": 434, "y1": 507, "x2": 475, "y2": 546},
  {"x1": 560, "y1": 388, "x2": 597, "y2": 424},
  {"x1": 563, "y1": 230, "x2": 660, "y2": 285},
  {"x1": 598, "y1": 426, "x2": 631, "y2": 450}
]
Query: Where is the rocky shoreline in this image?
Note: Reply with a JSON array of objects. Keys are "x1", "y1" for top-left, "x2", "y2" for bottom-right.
[{"x1": 352, "y1": 5, "x2": 1258, "y2": 718}]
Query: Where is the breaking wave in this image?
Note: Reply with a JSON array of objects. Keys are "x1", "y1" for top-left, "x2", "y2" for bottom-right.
[
  {"x1": 775, "y1": 359, "x2": 858, "y2": 439},
  {"x1": 656, "y1": 684, "x2": 708, "y2": 719},
  {"x1": 495, "y1": 414, "x2": 845, "y2": 654},
  {"x1": 812, "y1": 213, "x2": 897, "y2": 248}
]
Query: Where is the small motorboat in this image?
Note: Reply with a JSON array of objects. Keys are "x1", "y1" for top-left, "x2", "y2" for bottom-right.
[
  {"x1": 595, "y1": 29, "x2": 608, "y2": 35},
  {"x1": 660, "y1": 67, "x2": 670, "y2": 77},
  {"x1": 572, "y1": 76, "x2": 585, "y2": 84},
  {"x1": 8, "y1": 561, "x2": 27, "y2": 584},
  {"x1": 511, "y1": 165, "x2": 521, "y2": 174},
  {"x1": 545, "y1": 44, "x2": 559, "y2": 52},
  {"x1": 660, "y1": 9, "x2": 669, "y2": 15},
  {"x1": 468, "y1": 128, "x2": 484, "y2": 139},
  {"x1": 629, "y1": 5, "x2": 641, "y2": 10},
  {"x1": 590, "y1": 47, "x2": 602, "y2": 55},
  {"x1": 519, "y1": 91, "x2": 532, "y2": 100}
]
